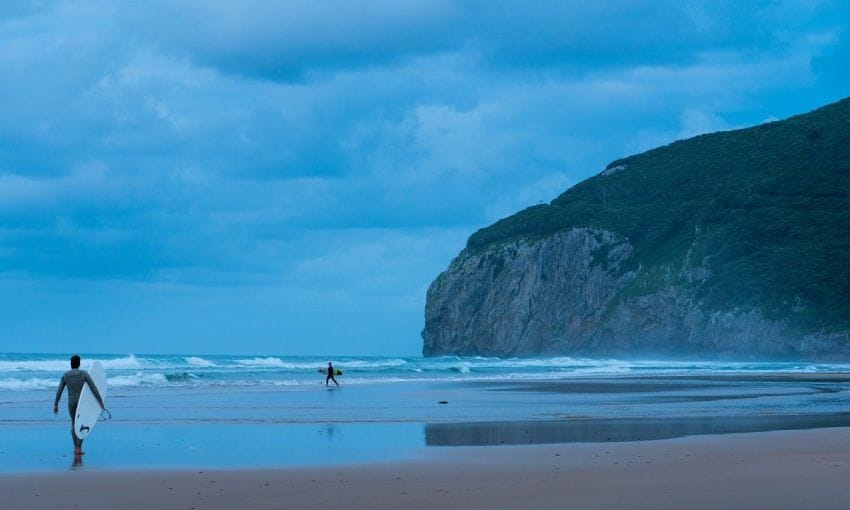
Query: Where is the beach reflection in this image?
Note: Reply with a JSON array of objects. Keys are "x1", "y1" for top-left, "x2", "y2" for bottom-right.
[
  {"x1": 425, "y1": 412, "x2": 850, "y2": 446},
  {"x1": 321, "y1": 424, "x2": 338, "y2": 442}
]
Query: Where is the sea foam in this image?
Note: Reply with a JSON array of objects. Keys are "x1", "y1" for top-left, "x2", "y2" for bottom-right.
[{"x1": 0, "y1": 377, "x2": 56, "y2": 391}]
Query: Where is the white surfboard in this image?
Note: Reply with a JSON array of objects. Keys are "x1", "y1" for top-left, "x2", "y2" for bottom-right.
[{"x1": 74, "y1": 361, "x2": 107, "y2": 440}]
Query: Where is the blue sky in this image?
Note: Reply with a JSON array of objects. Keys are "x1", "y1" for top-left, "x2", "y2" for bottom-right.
[{"x1": 1, "y1": 1, "x2": 848, "y2": 356}]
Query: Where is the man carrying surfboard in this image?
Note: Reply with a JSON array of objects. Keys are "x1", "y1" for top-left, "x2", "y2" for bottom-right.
[
  {"x1": 326, "y1": 361, "x2": 340, "y2": 387},
  {"x1": 53, "y1": 355, "x2": 104, "y2": 456}
]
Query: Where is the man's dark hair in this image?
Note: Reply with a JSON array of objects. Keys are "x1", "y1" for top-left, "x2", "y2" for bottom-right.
[{"x1": 70, "y1": 355, "x2": 81, "y2": 369}]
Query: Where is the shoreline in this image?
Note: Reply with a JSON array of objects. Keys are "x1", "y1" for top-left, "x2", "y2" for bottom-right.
[
  {"x1": 3, "y1": 427, "x2": 850, "y2": 509},
  {"x1": 5, "y1": 371, "x2": 850, "y2": 473}
]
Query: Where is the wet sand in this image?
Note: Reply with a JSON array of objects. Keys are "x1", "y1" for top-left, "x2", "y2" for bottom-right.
[
  {"x1": 6, "y1": 372, "x2": 850, "y2": 473},
  {"x1": 426, "y1": 411, "x2": 850, "y2": 445},
  {"x1": 3, "y1": 427, "x2": 850, "y2": 510}
]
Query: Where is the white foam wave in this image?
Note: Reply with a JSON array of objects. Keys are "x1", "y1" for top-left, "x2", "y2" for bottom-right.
[
  {"x1": 230, "y1": 358, "x2": 413, "y2": 371},
  {"x1": 0, "y1": 359, "x2": 70, "y2": 372},
  {"x1": 108, "y1": 372, "x2": 169, "y2": 388},
  {"x1": 185, "y1": 356, "x2": 216, "y2": 367},
  {"x1": 342, "y1": 358, "x2": 408, "y2": 369},
  {"x1": 269, "y1": 379, "x2": 320, "y2": 387},
  {"x1": 0, "y1": 354, "x2": 145, "y2": 372},
  {"x1": 0, "y1": 377, "x2": 56, "y2": 391},
  {"x1": 234, "y1": 357, "x2": 288, "y2": 367},
  {"x1": 429, "y1": 356, "x2": 621, "y2": 370},
  {"x1": 5, "y1": 354, "x2": 850, "y2": 393},
  {"x1": 95, "y1": 355, "x2": 145, "y2": 370},
  {"x1": 232, "y1": 358, "x2": 342, "y2": 370}
]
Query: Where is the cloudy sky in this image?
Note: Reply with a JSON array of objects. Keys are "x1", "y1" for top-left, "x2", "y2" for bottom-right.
[{"x1": 1, "y1": 1, "x2": 848, "y2": 356}]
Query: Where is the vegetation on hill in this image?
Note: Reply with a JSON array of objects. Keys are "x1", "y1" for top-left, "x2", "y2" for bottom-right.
[{"x1": 466, "y1": 98, "x2": 850, "y2": 331}]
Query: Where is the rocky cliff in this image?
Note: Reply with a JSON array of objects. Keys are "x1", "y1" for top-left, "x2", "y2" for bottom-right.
[{"x1": 423, "y1": 98, "x2": 850, "y2": 359}]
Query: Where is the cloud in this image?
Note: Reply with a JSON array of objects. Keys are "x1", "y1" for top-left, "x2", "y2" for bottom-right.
[
  {"x1": 127, "y1": 0, "x2": 837, "y2": 82},
  {"x1": 1, "y1": 3, "x2": 845, "y2": 279},
  {"x1": 484, "y1": 173, "x2": 574, "y2": 222},
  {"x1": 0, "y1": 0, "x2": 848, "y2": 353},
  {"x1": 677, "y1": 109, "x2": 736, "y2": 139},
  {"x1": 0, "y1": 160, "x2": 117, "y2": 209},
  {"x1": 132, "y1": 0, "x2": 459, "y2": 81}
]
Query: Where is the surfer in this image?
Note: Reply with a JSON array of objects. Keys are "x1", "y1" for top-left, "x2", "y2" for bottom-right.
[
  {"x1": 326, "y1": 361, "x2": 340, "y2": 387},
  {"x1": 53, "y1": 355, "x2": 105, "y2": 456}
]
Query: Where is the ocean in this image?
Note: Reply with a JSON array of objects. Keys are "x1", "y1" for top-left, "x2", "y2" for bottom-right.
[
  {"x1": 2, "y1": 353, "x2": 848, "y2": 392},
  {"x1": 3, "y1": 353, "x2": 850, "y2": 473}
]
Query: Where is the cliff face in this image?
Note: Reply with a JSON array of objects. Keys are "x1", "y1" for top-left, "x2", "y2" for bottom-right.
[
  {"x1": 423, "y1": 97, "x2": 850, "y2": 360},
  {"x1": 424, "y1": 227, "x2": 850, "y2": 359},
  {"x1": 423, "y1": 229, "x2": 634, "y2": 356}
]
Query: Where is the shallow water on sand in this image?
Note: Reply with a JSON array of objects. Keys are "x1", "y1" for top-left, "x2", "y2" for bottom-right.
[{"x1": 4, "y1": 371, "x2": 850, "y2": 472}]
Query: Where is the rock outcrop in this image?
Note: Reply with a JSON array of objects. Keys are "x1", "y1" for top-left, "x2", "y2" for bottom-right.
[
  {"x1": 423, "y1": 97, "x2": 850, "y2": 360},
  {"x1": 424, "y1": 227, "x2": 850, "y2": 359}
]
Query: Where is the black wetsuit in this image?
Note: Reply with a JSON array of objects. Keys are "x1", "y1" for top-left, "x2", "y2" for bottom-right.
[
  {"x1": 54, "y1": 369, "x2": 104, "y2": 449},
  {"x1": 326, "y1": 365, "x2": 339, "y2": 386}
]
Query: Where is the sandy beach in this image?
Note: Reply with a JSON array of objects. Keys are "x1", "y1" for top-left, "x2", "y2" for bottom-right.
[
  {"x1": 5, "y1": 362, "x2": 850, "y2": 508},
  {"x1": 3, "y1": 427, "x2": 850, "y2": 510}
]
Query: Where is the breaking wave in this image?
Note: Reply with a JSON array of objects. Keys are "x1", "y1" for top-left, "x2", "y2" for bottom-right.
[{"x1": 2, "y1": 352, "x2": 849, "y2": 392}]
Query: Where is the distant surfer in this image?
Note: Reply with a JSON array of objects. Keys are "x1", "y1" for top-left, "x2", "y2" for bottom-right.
[
  {"x1": 53, "y1": 355, "x2": 104, "y2": 456},
  {"x1": 326, "y1": 361, "x2": 340, "y2": 387}
]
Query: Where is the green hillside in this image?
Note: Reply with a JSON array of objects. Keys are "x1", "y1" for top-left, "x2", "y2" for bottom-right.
[{"x1": 467, "y1": 98, "x2": 850, "y2": 332}]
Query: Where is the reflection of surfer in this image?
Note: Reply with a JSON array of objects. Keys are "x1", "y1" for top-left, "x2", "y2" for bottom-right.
[
  {"x1": 326, "y1": 361, "x2": 340, "y2": 387},
  {"x1": 53, "y1": 355, "x2": 104, "y2": 456}
]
